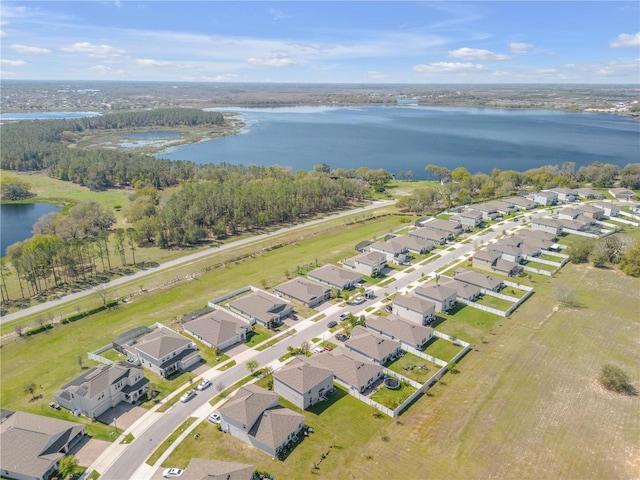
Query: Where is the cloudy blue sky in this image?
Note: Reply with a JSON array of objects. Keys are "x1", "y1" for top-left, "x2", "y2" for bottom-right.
[{"x1": 1, "y1": 1, "x2": 639, "y2": 83}]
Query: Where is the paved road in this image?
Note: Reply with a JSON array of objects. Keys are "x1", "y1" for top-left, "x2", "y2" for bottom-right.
[
  {"x1": 1, "y1": 200, "x2": 395, "y2": 325},
  {"x1": 97, "y1": 210, "x2": 546, "y2": 480}
]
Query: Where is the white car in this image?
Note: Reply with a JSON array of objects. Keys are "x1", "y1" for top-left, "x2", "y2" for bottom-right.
[
  {"x1": 163, "y1": 468, "x2": 184, "y2": 478},
  {"x1": 313, "y1": 347, "x2": 324, "y2": 354},
  {"x1": 208, "y1": 412, "x2": 221, "y2": 424},
  {"x1": 196, "y1": 379, "x2": 211, "y2": 391},
  {"x1": 353, "y1": 296, "x2": 365, "y2": 305},
  {"x1": 180, "y1": 390, "x2": 196, "y2": 403}
]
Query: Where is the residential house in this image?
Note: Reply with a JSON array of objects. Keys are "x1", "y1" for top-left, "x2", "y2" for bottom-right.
[
  {"x1": 608, "y1": 188, "x2": 637, "y2": 201},
  {"x1": 468, "y1": 202, "x2": 499, "y2": 220},
  {"x1": 490, "y1": 200, "x2": 517, "y2": 215},
  {"x1": 228, "y1": 290, "x2": 293, "y2": 329},
  {"x1": 342, "y1": 251, "x2": 387, "y2": 275},
  {"x1": 593, "y1": 201, "x2": 620, "y2": 217},
  {"x1": 409, "y1": 227, "x2": 449, "y2": 245},
  {"x1": 439, "y1": 278, "x2": 482, "y2": 302},
  {"x1": 572, "y1": 204, "x2": 605, "y2": 220},
  {"x1": 366, "y1": 314, "x2": 433, "y2": 349},
  {"x1": 274, "y1": 357, "x2": 334, "y2": 410},
  {"x1": 392, "y1": 294, "x2": 436, "y2": 325},
  {"x1": 120, "y1": 325, "x2": 200, "y2": 378},
  {"x1": 310, "y1": 347, "x2": 383, "y2": 394},
  {"x1": 413, "y1": 283, "x2": 457, "y2": 313},
  {"x1": 472, "y1": 250, "x2": 522, "y2": 277},
  {"x1": 533, "y1": 191, "x2": 558, "y2": 206},
  {"x1": 504, "y1": 196, "x2": 538, "y2": 211},
  {"x1": 0, "y1": 410, "x2": 85, "y2": 480},
  {"x1": 369, "y1": 239, "x2": 408, "y2": 264},
  {"x1": 453, "y1": 268, "x2": 504, "y2": 292},
  {"x1": 344, "y1": 325, "x2": 402, "y2": 365},
  {"x1": 179, "y1": 458, "x2": 255, "y2": 480},
  {"x1": 307, "y1": 265, "x2": 363, "y2": 291},
  {"x1": 576, "y1": 187, "x2": 604, "y2": 200},
  {"x1": 545, "y1": 187, "x2": 578, "y2": 202},
  {"x1": 219, "y1": 385, "x2": 305, "y2": 458},
  {"x1": 419, "y1": 219, "x2": 464, "y2": 237},
  {"x1": 274, "y1": 278, "x2": 331, "y2": 308},
  {"x1": 390, "y1": 234, "x2": 434, "y2": 254},
  {"x1": 54, "y1": 361, "x2": 149, "y2": 418},
  {"x1": 182, "y1": 309, "x2": 251, "y2": 351},
  {"x1": 487, "y1": 241, "x2": 523, "y2": 263},
  {"x1": 531, "y1": 217, "x2": 563, "y2": 236},
  {"x1": 451, "y1": 209, "x2": 483, "y2": 228}
]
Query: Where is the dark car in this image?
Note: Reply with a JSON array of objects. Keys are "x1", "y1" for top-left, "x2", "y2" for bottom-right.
[
  {"x1": 336, "y1": 333, "x2": 349, "y2": 342},
  {"x1": 327, "y1": 320, "x2": 338, "y2": 328}
]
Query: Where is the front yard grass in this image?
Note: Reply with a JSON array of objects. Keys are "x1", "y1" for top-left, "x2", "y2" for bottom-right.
[
  {"x1": 244, "y1": 325, "x2": 273, "y2": 348},
  {"x1": 146, "y1": 417, "x2": 196, "y2": 465},
  {"x1": 422, "y1": 337, "x2": 463, "y2": 363}
]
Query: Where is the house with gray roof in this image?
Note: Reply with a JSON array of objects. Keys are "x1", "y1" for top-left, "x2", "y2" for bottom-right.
[
  {"x1": 504, "y1": 196, "x2": 538, "y2": 210},
  {"x1": 439, "y1": 278, "x2": 482, "y2": 301},
  {"x1": 487, "y1": 241, "x2": 523, "y2": 263},
  {"x1": 228, "y1": 290, "x2": 293, "y2": 329},
  {"x1": 366, "y1": 315, "x2": 433, "y2": 349},
  {"x1": 0, "y1": 410, "x2": 85, "y2": 480},
  {"x1": 452, "y1": 209, "x2": 483, "y2": 228},
  {"x1": 576, "y1": 187, "x2": 604, "y2": 200},
  {"x1": 341, "y1": 251, "x2": 387, "y2": 276},
  {"x1": 533, "y1": 191, "x2": 558, "y2": 206},
  {"x1": 453, "y1": 268, "x2": 504, "y2": 292},
  {"x1": 310, "y1": 347, "x2": 383, "y2": 394},
  {"x1": 531, "y1": 217, "x2": 563, "y2": 236},
  {"x1": 344, "y1": 326, "x2": 402, "y2": 365},
  {"x1": 369, "y1": 238, "x2": 408, "y2": 264},
  {"x1": 573, "y1": 204, "x2": 605, "y2": 220},
  {"x1": 419, "y1": 219, "x2": 464, "y2": 236},
  {"x1": 468, "y1": 202, "x2": 499, "y2": 220},
  {"x1": 545, "y1": 187, "x2": 578, "y2": 202},
  {"x1": 122, "y1": 325, "x2": 200, "y2": 378},
  {"x1": 409, "y1": 227, "x2": 449, "y2": 245},
  {"x1": 608, "y1": 188, "x2": 637, "y2": 201},
  {"x1": 390, "y1": 234, "x2": 434, "y2": 254},
  {"x1": 274, "y1": 277, "x2": 331, "y2": 308},
  {"x1": 307, "y1": 265, "x2": 362, "y2": 291},
  {"x1": 182, "y1": 309, "x2": 251, "y2": 351},
  {"x1": 219, "y1": 384, "x2": 305, "y2": 458},
  {"x1": 413, "y1": 283, "x2": 457, "y2": 313},
  {"x1": 392, "y1": 294, "x2": 436, "y2": 325},
  {"x1": 180, "y1": 458, "x2": 255, "y2": 480},
  {"x1": 593, "y1": 201, "x2": 620, "y2": 217},
  {"x1": 54, "y1": 361, "x2": 149, "y2": 418},
  {"x1": 274, "y1": 356, "x2": 333, "y2": 409}
]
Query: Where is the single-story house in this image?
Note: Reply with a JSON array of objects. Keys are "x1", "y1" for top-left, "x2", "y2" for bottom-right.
[
  {"x1": 121, "y1": 325, "x2": 200, "y2": 378},
  {"x1": 533, "y1": 191, "x2": 558, "y2": 206},
  {"x1": 392, "y1": 294, "x2": 436, "y2": 325},
  {"x1": 219, "y1": 385, "x2": 305, "y2": 458},
  {"x1": 307, "y1": 265, "x2": 363, "y2": 291},
  {"x1": 179, "y1": 458, "x2": 255, "y2": 480},
  {"x1": 366, "y1": 314, "x2": 433, "y2": 349},
  {"x1": 608, "y1": 188, "x2": 637, "y2": 201},
  {"x1": 413, "y1": 283, "x2": 457, "y2": 313},
  {"x1": 344, "y1": 325, "x2": 402, "y2": 365},
  {"x1": 274, "y1": 357, "x2": 334, "y2": 410},
  {"x1": 182, "y1": 309, "x2": 251, "y2": 351},
  {"x1": 453, "y1": 268, "x2": 504, "y2": 292},
  {"x1": 228, "y1": 290, "x2": 293, "y2": 329},
  {"x1": 439, "y1": 278, "x2": 482, "y2": 301},
  {"x1": 310, "y1": 347, "x2": 383, "y2": 394},
  {"x1": 390, "y1": 234, "x2": 434, "y2": 254},
  {"x1": 419, "y1": 219, "x2": 464, "y2": 237},
  {"x1": 531, "y1": 217, "x2": 563, "y2": 236},
  {"x1": 369, "y1": 239, "x2": 408, "y2": 264},
  {"x1": 342, "y1": 251, "x2": 387, "y2": 275},
  {"x1": 409, "y1": 227, "x2": 449, "y2": 245},
  {"x1": 0, "y1": 410, "x2": 86, "y2": 480},
  {"x1": 504, "y1": 196, "x2": 538, "y2": 210},
  {"x1": 54, "y1": 361, "x2": 149, "y2": 419},
  {"x1": 274, "y1": 277, "x2": 331, "y2": 308}
]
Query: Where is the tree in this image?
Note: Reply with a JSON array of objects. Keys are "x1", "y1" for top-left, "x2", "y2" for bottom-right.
[
  {"x1": 93, "y1": 284, "x2": 110, "y2": 308},
  {"x1": 299, "y1": 340, "x2": 311, "y2": 355},
  {"x1": 619, "y1": 239, "x2": 640, "y2": 277},
  {"x1": 568, "y1": 238, "x2": 594, "y2": 263},
  {"x1": 24, "y1": 382, "x2": 37, "y2": 401},
  {"x1": 76, "y1": 354, "x2": 84, "y2": 369},
  {"x1": 0, "y1": 175, "x2": 33, "y2": 200},
  {"x1": 58, "y1": 455, "x2": 79, "y2": 480},
  {"x1": 126, "y1": 228, "x2": 138, "y2": 265},
  {"x1": 599, "y1": 364, "x2": 634, "y2": 394},
  {"x1": 247, "y1": 360, "x2": 259, "y2": 374},
  {"x1": 554, "y1": 284, "x2": 578, "y2": 307},
  {"x1": 425, "y1": 164, "x2": 451, "y2": 182}
]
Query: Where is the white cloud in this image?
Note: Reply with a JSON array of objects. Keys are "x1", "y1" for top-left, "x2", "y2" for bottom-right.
[
  {"x1": 10, "y1": 44, "x2": 52, "y2": 54},
  {"x1": 247, "y1": 52, "x2": 297, "y2": 67},
  {"x1": 62, "y1": 42, "x2": 125, "y2": 57},
  {"x1": 510, "y1": 42, "x2": 533, "y2": 54},
  {"x1": 1, "y1": 59, "x2": 27, "y2": 66},
  {"x1": 365, "y1": 71, "x2": 392, "y2": 80},
  {"x1": 448, "y1": 47, "x2": 510, "y2": 61},
  {"x1": 136, "y1": 58, "x2": 173, "y2": 68},
  {"x1": 414, "y1": 62, "x2": 486, "y2": 73},
  {"x1": 269, "y1": 8, "x2": 289, "y2": 22},
  {"x1": 0, "y1": 30, "x2": 5, "y2": 37},
  {"x1": 194, "y1": 74, "x2": 240, "y2": 81},
  {"x1": 89, "y1": 65, "x2": 112, "y2": 71},
  {"x1": 610, "y1": 32, "x2": 640, "y2": 48}
]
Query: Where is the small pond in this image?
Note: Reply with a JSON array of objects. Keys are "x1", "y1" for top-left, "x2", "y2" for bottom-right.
[{"x1": 1, "y1": 203, "x2": 61, "y2": 256}]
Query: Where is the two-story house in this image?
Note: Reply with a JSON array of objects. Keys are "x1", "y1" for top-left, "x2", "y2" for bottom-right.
[
  {"x1": 341, "y1": 251, "x2": 387, "y2": 276},
  {"x1": 344, "y1": 326, "x2": 402, "y2": 365},
  {"x1": 392, "y1": 294, "x2": 436, "y2": 325},
  {"x1": 274, "y1": 356, "x2": 334, "y2": 410},
  {"x1": 366, "y1": 314, "x2": 434, "y2": 350}
]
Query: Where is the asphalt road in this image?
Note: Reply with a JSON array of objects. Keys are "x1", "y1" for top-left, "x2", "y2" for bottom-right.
[
  {"x1": 1, "y1": 200, "x2": 396, "y2": 326},
  {"x1": 99, "y1": 210, "x2": 546, "y2": 480}
]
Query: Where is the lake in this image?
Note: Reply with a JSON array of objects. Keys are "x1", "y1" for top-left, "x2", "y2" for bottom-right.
[
  {"x1": 0, "y1": 111, "x2": 101, "y2": 121},
  {"x1": 0, "y1": 203, "x2": 61, "y2": 256},
  {"x1": 157, "y1": 106, "x2": 640, "y2": 178}
]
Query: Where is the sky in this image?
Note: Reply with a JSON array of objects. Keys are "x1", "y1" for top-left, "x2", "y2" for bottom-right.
[{"x1": 1, "y1": 1, "x2": 639, "y2": 84}]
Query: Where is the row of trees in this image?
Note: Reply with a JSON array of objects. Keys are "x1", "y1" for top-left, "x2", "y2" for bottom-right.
[{"x1": 567, "y1": 235, "x2": 640, "y2": 276}]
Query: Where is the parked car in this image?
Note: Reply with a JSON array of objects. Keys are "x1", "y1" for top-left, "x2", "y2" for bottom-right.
[
  {"x1": 208, "y1": 412, "x2": 221, "y2": 424},
  {"x1": 384, "y1": 305, "x2": 392, "y2": 313},
  {"x1": 336, "y1": 333, "x2": 349, "y2": 342},
  {"x1": 163, "y1": 468, "x2": 184, "y2": 478},
  {"x1": 354, "y1": 282, "x2": 363, "y2": 288},
  {"x1": 327, "y1": 320, "x2": 337, "y2": 328},
  {"x1": 313, "y1": 347, "x2": 324, "y2": 354},
  {"x1": 180, "y1": 390, "x2": 196, "y2": 403},
  {"x1": 339, "y1": 313, "x2": 349, "y2": 320},
  {"x1": 353, "y1": 296, "x2": 365, "y2": 305},
  {"x1": 196, "y1": 379, "x2": 211, "y2": 391},
  {"x1": 323, "y1": 345, "x2": 333, "y2": 351}
]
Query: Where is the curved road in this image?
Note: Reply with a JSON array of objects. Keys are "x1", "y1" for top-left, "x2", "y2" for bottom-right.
[{"x1": 1, "y1": 200, "x2": 396, "y2": 325}]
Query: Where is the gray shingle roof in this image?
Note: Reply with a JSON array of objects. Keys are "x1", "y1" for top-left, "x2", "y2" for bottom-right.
[
  {"x1": 414, "y1": 283, "x2": 457, "y2": 302},
  {"x1": 393, "y1": 294, "x2": 436, "y2": 314},
  {"x1": 345, "y1": 326, "x2": 401, "y2": 362},
  {"x1": 309, "y1": 347, "x2": 382, "y2": 390},
  {"x1": 249, "y1": 406, "x2": 305, "y2": 451},
  {"x1": 366, "y1": 315, "x2": 433, "y2": 345},
  {"x1": 307, "y1": 265, "x2": 362, "y2": 288},
  {"x1": 56, "y1": 361, "x2": 143, "y2": 400},
  {"x1": 453, "y1": 268, "x2": 503, "y2": 290},
  {"x1": 219, "y1": 384, "x2": 278, "y2": 427},
  {"x1": 274, "y1": 278, "x2": 330, "y2": 305},
  {"x1": 183, "y1": 309, "x2": 249, "y2": 347},
  {"x1": 132, "y1": 327, "x2": 193, "y2": 360},
  {"x1": 274, "y1": 357, "x2": 333, "y2": 394},
  {"x1": 229, "y1": 291, "x2": 291, "y2": 324},
  {"x1": 439, "y1": 277, "x2": 481, "y2": 300}
]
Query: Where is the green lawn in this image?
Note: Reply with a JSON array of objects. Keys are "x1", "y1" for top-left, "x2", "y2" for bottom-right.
[
  {"x1": 370, "y1": 381, "x2": 417, "y2": 409},
  {"x1": 244, "y1": 326, "x2": 273, "y2": 348},
  {"x1": 422, "y1": 337, "x2": 463, "y2": 363},
  {"x1": 523, "y1": 259, "x2": 557, "y2": 272},
  {"x1": 434, "y1": 304, "x2": 503, "y2": 345},
  {"x1": 386, "y1": 352, "x2": 438, "y2": 384},
  {"x1": 474, "y1": 294, "x2": 515, "y2": 311}
]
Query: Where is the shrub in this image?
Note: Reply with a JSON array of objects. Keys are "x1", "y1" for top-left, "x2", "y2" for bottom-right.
[{"x1": 599, "y1": 364, "x2": 634, "y2": 394}]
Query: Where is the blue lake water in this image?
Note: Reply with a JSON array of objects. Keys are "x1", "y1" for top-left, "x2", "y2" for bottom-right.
[
  {"x1": 0, "y1": 111, "x2": 101, "y2": 121},
  {"x1": 0, "y1": 203, "x2": 61, "y2": 256},
  {"x1": 157, "y1": 106, "x2": 640, "y2": 178}
]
